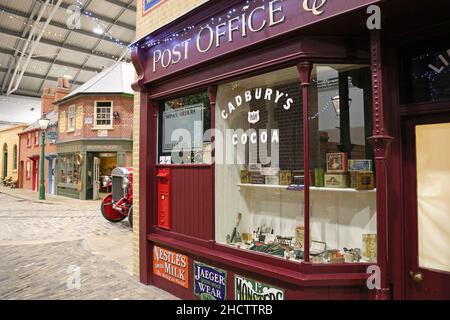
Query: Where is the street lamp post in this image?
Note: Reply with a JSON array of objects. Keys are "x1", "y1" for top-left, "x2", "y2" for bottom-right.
[{"x1": 38, "y1": 114, "x2": 50, "y2": 200}]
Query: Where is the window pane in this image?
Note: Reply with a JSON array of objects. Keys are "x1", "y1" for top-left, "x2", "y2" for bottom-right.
[
  {"x1": 400, "y1": 39, "x2": 450, "y2": 104},
  {"x1": 309, "y1": 64, "x2": 376, "y2": 264},
  {"x1": 416, "y1": 123, "x2": 450, "y2": 272},
  {"x1": 215, "y1": 67, "x2": 304, "y2": 262},
  {"x1": 158, "y1": 92, "x2": 211, "y2": 164}
]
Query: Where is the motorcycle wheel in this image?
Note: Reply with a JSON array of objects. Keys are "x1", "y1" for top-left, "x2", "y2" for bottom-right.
[
  {"x1": 128, "y1": 206, "x2": 133, "y2": 228},
  {"x1": 101, "y1": 195, "x2": 126, "y2": 223}
]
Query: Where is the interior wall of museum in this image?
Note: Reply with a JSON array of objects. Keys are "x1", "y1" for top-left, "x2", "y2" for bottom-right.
[{"x1": 132, "y1": 0, "x2": 210, "y2": 278}]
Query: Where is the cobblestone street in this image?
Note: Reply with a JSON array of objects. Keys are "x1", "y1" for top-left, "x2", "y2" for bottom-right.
[{"x1": 0, "y1": 187, "x2": 175, "y2": 300}]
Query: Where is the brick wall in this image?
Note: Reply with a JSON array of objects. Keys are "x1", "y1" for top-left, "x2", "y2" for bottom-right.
[
  {"x1": 57, "y1": 95, "x2": 134, "y2": 142},
  {"x1": 133, "y1": 0, "x2": 209, "y2": 278},
  {"x1": 136, "y1": 0, "x2": 209, "y2": 40},
  {"x1": 0, "y1": 125, "x2": 27, "y2": 181},
  {"x1": 18, "y1": 128, "x2": 57, "y2": 192}
]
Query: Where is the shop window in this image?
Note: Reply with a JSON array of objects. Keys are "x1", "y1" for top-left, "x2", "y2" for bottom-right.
[
  {"x1": 26, "y1": 161, "x2": 31, "y2": 179},
  {"x1": 158, "y1": 92, "x2": 211, "y2": 164},
  {"x1": 400, "y1": 38, "x2": 450, "y2": 104},
  {"x1": 94, "y1": 101, "x2": 113, "y2": 129},
  {"x1": 13, "y1": 145, "x2": 17, "y2": 170},
  {"x1": 308, "y1": 64, "x2": 376, "y2": 264},
  {"x1": 215, "y1": 65, "x2": 376, "y2": 264},
  {"x1": 59, "y1": 154, "x2": 82, "y2": 185},
  {"x1": 67, "y1": 106, "x2": 76, "y2": 132}
]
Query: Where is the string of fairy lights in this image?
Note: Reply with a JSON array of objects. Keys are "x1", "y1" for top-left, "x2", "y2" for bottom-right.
[{"x1": 129, "y1": 0, "x2": 258, "y2": 51}]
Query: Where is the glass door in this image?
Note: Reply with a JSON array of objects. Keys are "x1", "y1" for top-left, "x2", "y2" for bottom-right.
[{"x1": 403, "y1": 112, "x2": 450, "y2": 300}]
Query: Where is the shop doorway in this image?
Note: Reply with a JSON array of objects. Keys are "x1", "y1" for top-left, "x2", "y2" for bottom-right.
[
  {"x1": 402, "y1": 112, "x2": 450, "y2": 300},
  {"x1": 91, "y1": 153, "x2": 117, "y2": 200}
]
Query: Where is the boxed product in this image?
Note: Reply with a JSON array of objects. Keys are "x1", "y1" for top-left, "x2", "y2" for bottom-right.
[
  {"x1": 324, "y1": 173, "x2": 349, "y2": 188},
  {"x1": 265, "y1": 175, "x2": 280, "y2": 185},
  {"x1": 326, "y1": 152, "x2": 348, "y2": 173},
  {"x1": 314, "y1": 168, "x2": 325, "y2": 187},
  {"x1": 250, "y1": 174, "x2": 265, "y2": 184},
  {"x1": 292, "y1": 170, "x2": 304, "y2": 185},
  {"x1": 279, "y1": 170, "x2": 292, "y2": 185},
  {"x1": 348, "y1": 159, "x2": 373, "y2": 172},
  {"x1": 350, "y1": 171, "x2": 375, "y2": 190},
  {"x1": 240, "y1": 170, "x2": 250, "y2": 184}
]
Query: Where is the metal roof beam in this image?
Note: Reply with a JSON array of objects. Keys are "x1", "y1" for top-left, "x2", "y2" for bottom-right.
[
  {"x1": 0, "y1": 27, "x2": 124, "y2": 62},
  {"x1": 0, "y1": 47, "x2": 102, "y2": 73},
  {"x1": 103, "y1": 0, "x2": 137, "y2": 12},
  {"x1": 0, "y1": 5, "x2": 131, "y2": 47},
  {"x1": 0, "y1": 67, "x2": 84, "y2": 85},
  {"x1": 59, "y1": 2, "x2": 135, "y2": 31}
]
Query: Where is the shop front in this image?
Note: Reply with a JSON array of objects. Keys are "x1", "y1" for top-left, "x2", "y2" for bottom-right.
[
  {"x1": 131, "y1": 0, "x2": 450, "y2": 299},
  {"x1": 56, "y1": 140, "x2": 132, "y2": 200}
]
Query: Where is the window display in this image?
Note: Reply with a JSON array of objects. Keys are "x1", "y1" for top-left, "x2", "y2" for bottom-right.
[
  {"x1": 59, "y1": 154, "x2": 82, "y2": 185},
  {"x1": 215, "y1": 65, "x2": 377, "y2": 264}
]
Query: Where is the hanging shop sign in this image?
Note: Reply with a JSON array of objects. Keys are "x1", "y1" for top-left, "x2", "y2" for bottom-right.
[
  {"x1": 194, "y1": 261, "x2": 227, "y2": 300},
  {"x1": 137, "y1": 0, "x2": 381, "y2": 81},
  {"x1": 234, "y1": 275, "x2": 285, "y2": 300},
  {"x1": 153, "y1": 245, "x2": 189, "y2": 288},
  {"x1": 142, "y1": 0, "x2": 166, "y2": 16}
]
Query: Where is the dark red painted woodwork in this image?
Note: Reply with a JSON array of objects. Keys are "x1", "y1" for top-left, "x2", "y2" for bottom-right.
[
  {"x1": 367, "y1": 30, "x2": 394, "y2": 300},
  {"x1": 298, "y1": 61, "x2": 313, "y2": 263},
  {"x1": 144, "y1": 36, "x2": 371, "y2": 100},
  {"x1": 401, "y1": 112, "x2": 450, "y2": 300},
  {"x1": 132, "y1": 0, "x2": 450, "y2": 300},
  {"x1": 134, "y1": 0, "x2": 380, "y2": 83},
  {"x1": 155, "y1": 165, "x2": 214, "y2": 240}
]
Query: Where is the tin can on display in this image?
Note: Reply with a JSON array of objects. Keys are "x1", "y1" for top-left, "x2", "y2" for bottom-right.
[
  {"x1": 265, "y1": 175, "x2": 280, "y2": 185},
  {"x1": 324, "y1": 173, "x2": 349, "y2": 188},
  {"x1": 314, "y1": 168, "x2": 325, "y2": 187},
  {"x1": 240, "y1": 170, "x2": 250, "y2": 184},
  {"x1": 348, "y1": 159, "x2": 373, "y2": 172},
  {"x1": 350, "y1": 171, "x2": 375, "y2": 190},
  {"x1": 279, "y1": 170, "x2": 292, "y2": 185},
  {"x1": 362, "y1": 234, "x2": 377, "y2": 262}
]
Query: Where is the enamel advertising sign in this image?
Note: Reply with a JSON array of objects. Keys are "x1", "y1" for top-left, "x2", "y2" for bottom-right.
[
  {"x1": 143, "y1": 0, "x2": 165, "y2": 16},
  {"x1": 234, "y1": 275, "x2": 285, "y2": 300},
  {"x1": 153, "y1": 245, "x2": 189, "y2": 288},
  {"x1": 194, "y1": 261, "x2": 227, "y2": 300}
]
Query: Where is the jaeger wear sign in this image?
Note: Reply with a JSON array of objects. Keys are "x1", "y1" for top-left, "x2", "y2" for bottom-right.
[
  {"x1": 153, "y1": 245, "x2": 189, "y2": 288},
  {"x1": 139, "y1": 0, "x2": 381, "y2": 81},
  {"x1": 194, "y1": 261, "x2": 227, "y2": 300}
]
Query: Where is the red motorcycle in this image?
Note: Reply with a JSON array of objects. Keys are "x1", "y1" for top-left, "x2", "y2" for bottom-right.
[{"x1": 101, "y1": 167, "x2": 133, "y2": 227}]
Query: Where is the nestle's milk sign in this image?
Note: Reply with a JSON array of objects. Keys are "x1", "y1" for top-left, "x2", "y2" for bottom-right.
[{"x1": 143, "y1": 0, "x2": 165, "y2": 15}]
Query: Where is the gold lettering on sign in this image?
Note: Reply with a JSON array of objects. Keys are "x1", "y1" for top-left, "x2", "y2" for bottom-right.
[{"x1": 303, "y1": 0, "x2": 327, "y2": 16}]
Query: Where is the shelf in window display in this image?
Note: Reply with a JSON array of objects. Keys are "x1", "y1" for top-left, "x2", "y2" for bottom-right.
[{"x1": 237, "y1": 183, "x2": 376, "y2": 193}]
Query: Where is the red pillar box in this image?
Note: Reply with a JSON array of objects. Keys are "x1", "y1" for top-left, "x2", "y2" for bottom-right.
[{"x1": 156, "y1": 168, "x2": 171, "y2": 230}]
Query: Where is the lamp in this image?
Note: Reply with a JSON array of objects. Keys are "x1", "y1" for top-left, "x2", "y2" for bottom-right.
[
  {"x1": 331, "y1": 95, "x2": 352, "y2": 117},
  {"x1": 38, "y1": 113, "x2": 50, "y2": 130},
  {"x1": 38, "y1": 113, "x2": 50, "y2": 200}
]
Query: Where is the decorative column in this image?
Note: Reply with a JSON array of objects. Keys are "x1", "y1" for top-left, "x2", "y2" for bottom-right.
[
  {"x1": 338, "y1": 71, "x2": 353, "y2": 154},
  {"x1": 297, "y1": 61, "x2": 313, "y2": 263},
  {"x1": 208, "y1": 86, "x2": 217, "y2": 242},
  {"x1": 368, "y1": 30, "x2": 393, "y2": 300}
]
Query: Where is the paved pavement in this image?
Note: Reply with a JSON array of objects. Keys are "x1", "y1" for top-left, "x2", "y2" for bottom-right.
[{"x1": 0, "y1": 187, "x2": 175, "y2": 300}]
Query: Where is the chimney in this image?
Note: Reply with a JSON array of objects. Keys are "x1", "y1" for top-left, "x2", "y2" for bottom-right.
[
  {"x1": 54, "y1": 76, "x2": 71, "y2": 103},
  {"x1": 41, "y1": 87, "x2": 56, "y2": 115},
  {"x1": 40, "y1": 77, "x2": 71, "y2": 115}
]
